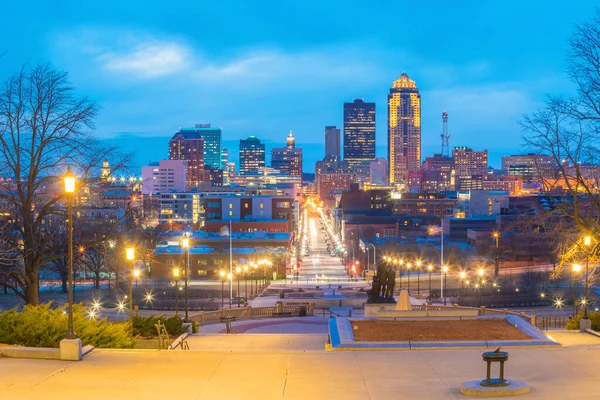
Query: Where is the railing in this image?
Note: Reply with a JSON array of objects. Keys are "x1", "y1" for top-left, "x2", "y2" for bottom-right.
[
  {"x1": 190, "y1": 304, "x2": 314, "y2": 325},
  {"x1": 535, "y1": 315, "x2": 571, "y2": 330}
]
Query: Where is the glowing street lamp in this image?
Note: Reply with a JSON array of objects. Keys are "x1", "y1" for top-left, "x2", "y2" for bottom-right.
[
  {"x1": 219, "y1": 270, "x2": 226, "y2": 307},
  {"x1": 64, "y1": 167, "x2": 77, "y2": 341},
  {"x1": 126, "y1": 247, "x2": 135, "y2": 332},
  {"x1": 572, "y1": 264, "x2": 582, "y2": 317},
  {"x1": 173, "y1": 268, "x2": 180, "y2": 317},
  {"x1": 427, "y1": 265, "x2": 433, "y2": 295},
  {"x1": 181, "y1": 235, "x2": 190, "y2": 322},
  {"x1": 442, "y1": 266, "x2": 449, "y2": 305}
]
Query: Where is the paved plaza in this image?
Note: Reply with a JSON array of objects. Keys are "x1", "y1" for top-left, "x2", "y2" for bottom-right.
[{"x1": 2, "y1": 337, "x2": 600, "y2": 400}]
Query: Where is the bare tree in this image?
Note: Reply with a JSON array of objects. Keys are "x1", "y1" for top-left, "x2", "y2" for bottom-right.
[
  {"x1": 522, "y1": 11, "x2": 600, "y2": 277},
  {"x1": 0, "y1": 64, "x2": 130, "y2": 305}
]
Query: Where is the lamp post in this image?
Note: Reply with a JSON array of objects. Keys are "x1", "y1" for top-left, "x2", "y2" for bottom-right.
[
  {"x1": 368, "y1": 243, "x2": 376, "y2": 271},
  {"x1": 182, "y1": 235, "x2": 190, "y2": 322},
  {"x1": 227, "y1": 273, "x2": 233, "y2": 309},
  {"x1": 584, "y1": 236, "x2": 591, "y2": 321},
  {"x1": 442, "y1": 266, "x2": 448, "y2": 305},
  {"x1": 64, "y1": 167, "x2": 77, "y2": 340},
  {"x1": 236, "y1": 266, "x2": 242, "y2": 307},
  {"x1": 427, "y1": 265, "x2": 433, "y2": 296},
  {"x1": 219, "y1": 270, "x2": 226, "y2": 307},
  {"x1": 126, "y1": 247, "x2": 135, "y2": 334},
  {"x1": 173, "y1": 268, "x2": 180, "y2": 317},
  {"x1": 406, "y1": 263, "x2": 412, "y2": 294},
  {"x1": 243, "y1": 265, "x2": 249, "y2": 303},
  {"x1": 572, "y1": 264, "x2": 581, "y2": 318},
  {"x1": 416, "y1": 261, "x2": 421, "y2": 294},
  {"x1": 459, "y1": 271, "x2": 466, "y2": 304}
]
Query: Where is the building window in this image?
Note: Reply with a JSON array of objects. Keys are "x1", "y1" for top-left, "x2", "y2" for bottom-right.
[
  {"x1": 229, "y1": 211, "x2": 233, "y2": 216},
  {"x1": 260, "y1": 203, "x2": 264, "y2": 209},
  {"x1": 229, "y1": 204, "x2": 233, "y2": 209},
  {"x1": 167, "y1": 259, "x2": 173, "y2": 266}
]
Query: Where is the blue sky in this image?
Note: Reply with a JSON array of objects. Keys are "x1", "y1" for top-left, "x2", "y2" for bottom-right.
[{"x1": 0, "y1": 1, "x2": 597, "y2": 171}]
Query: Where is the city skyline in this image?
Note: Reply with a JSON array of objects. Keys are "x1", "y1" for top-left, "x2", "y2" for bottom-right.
[{"x1": 1, "y1": 1, "x2": 597, "y2": 173}]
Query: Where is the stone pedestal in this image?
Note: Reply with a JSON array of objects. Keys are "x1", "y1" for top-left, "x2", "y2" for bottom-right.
[
  {"x1": 460, "y1": 380, "x2": 530, "y2": 397},
  {"x1": 364, "y1": 303, "x2": 396, "y2": 317},
  {"x1": 59, "y1": 338, "x2": 82, "y2": 361},
  {"x1": 182, "y1": 322, "x2": 193, "y2": 334},
  {"x1": 579, "y1": 318, "x2": 592, "y2": 332}
]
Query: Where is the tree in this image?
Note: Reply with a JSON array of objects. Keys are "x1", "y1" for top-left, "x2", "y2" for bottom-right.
[
  {"x1": 522, "y1": 11, "x2": 600, "y2": 277},
  {"x1": 0, "y1": 64, "x2": 130, "y2": 305}
]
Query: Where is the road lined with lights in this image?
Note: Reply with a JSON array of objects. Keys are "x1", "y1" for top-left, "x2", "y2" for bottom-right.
[{"x1": 295, "y1": 207, "x2": 347, "y2": 281}]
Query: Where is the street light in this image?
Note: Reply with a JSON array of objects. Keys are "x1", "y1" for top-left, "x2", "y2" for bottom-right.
[
  {"x1": 227, "y1": 273, "x2": 233, "y2": 309},
  {"x1": 173, "y1": 268, "x2": 180, "y2": 317},
  {"x1": 235, "y1": 266, "x2": 242, "y2": 307},
  {"x1": 427, "y1": 265, "x2": 433, "y2": 297},
  {"x1": 126, "y1": 247, "x2": 135, "y2": 334},
  {"x1": 219, "y1": 270, "x2": 226, "y2": 307},
  {"x1": 442, "y1": 266, "x2": 449, "y2": 305},
  {"x1": 583, "y1": 236, "x2": 592, "y2": 321},
  {"x1": 572, "y1": 264, "x2": 582, "y2": 318},
  {"x1": 243, "y1": 265, "x2": 249, "y2": 302},
  {"x1": 416, "y1": 261, "x2": 422, "y2": 294},
  {"x1": 64, "y1": 167, "x2": 76, "y2": 340},
  {"x1": 459, "y1": 271, "x2": 466, "y2": 303},
  {"x1": 181, "y1": 235, "x2": 191, "y2": 322},
  {"x1": 406, "y1": 263, "x2": 412, "y2": 294}
]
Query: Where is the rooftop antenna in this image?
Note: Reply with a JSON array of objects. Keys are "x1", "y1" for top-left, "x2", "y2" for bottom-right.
[{"x1": 441, "y1": 111, "x2": 450, "y2": 157}]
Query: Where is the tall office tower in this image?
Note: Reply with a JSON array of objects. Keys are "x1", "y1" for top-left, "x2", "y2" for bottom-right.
[
  {"x1": 325, "y1": 126, "x2": 341, "y2": 158},
  {"x1": 169, "y1": 132, "x2": 205, "y2": 187},
  {"x1": 141, "y1": 160, "x2": 188, "y2": 195},
  {"x1": 271, "y1": 131, "x2": 303, "y2": 176},
  {"x1": 176, "y1": 124, "x2": 222, "y2": 170},
  {"x1": 239, "y1": 136, "x2": 266, "y2": 175},
  {"x1": 388, "y1": 73, "x2": 421, "y2": 184},
  {"x1": 343, "y1": 99, "x2": 376, "y2": 167}
]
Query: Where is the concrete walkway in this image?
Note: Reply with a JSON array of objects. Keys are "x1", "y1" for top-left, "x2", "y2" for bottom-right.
[
  {"x1": 3, "y1": 345, "x2": 600, "y2": 399},
  {"x1": 198, "y1": 316, "x2": 329, "y2": 334},
  {"x1": 545, "y1": 330, "x2": 600, "y2": 347}
]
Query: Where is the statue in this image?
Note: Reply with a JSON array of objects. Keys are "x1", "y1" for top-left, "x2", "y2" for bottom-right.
[
  {"x1": 367, "y1": 275, "x2": 381, "y2": 303},
  {"x1": 385, "y1": 267, "x2": 396, "y2": 299},
  {"x1": 367, "y1": 264, "x2": 396, "y2": 303}
]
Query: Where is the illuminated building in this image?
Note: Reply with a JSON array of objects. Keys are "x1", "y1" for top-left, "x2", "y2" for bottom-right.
[
  {"x1": 388, "y1": 73, "x2": 421, "y2": 184},
  {"x1": 317, "y1": 172, "x2": 357, "y2": 202},
  {"x1": 422, "y1": 154, "x2": 454, "y2": 192},
  {"x1": 239, "y1": 136, "x2": 266, "y2": 175},
  {"x1": 501, "y1": 154, "x2": 555, "y2": 184},
  {"x1": 158, "y1": 192, "x2": 202, "y2": 227},
  {"x1": 453, "y1": 147, "x2": 488, "y2": 191},
  {"x1": 271, "y1": 131, "x2": 303, "y2": 176},
  {"x1": 325, "y1": 126, "x2": 341, "y2": 158},
  {"x1": 482, "y1": 175, "x2": 522, "y2": 196},
  {"x1": 168, "y1": 133, "x2": 204, "y2": 187},
  {"x1": 141, "y1": 160, "x2": 187, "y2": 195},
  {"x1": 344, "y1": 99, "x2": 376, "y2": 167},
  {"x1": 176, "y1": 124, "x2": 222, "y2": 170},
  {"x1": 101, "y1": 160, "x2": 111, "y2": 181}
]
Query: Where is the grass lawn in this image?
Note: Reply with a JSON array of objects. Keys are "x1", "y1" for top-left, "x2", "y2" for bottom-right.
[{"x1": 352, "y1": 319, "x2": 532, "y2": 342}]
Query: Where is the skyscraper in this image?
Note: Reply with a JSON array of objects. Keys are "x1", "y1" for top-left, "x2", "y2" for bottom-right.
[
  {"x1": 343, "y1": 99, "x2": 376, "y2": 166},
  {"x1": 325, "y1": 126, "x2": 341, "y2": 158},
  {"x1": 271, "y1": 131, "x2": 303, "y2": 176},
  {"x1": 169, "y1": 132, "x2": 204, "y2": 187},
  {"x1": 388, "y1": 73, "x2": 421, "y2": 184},
  {"x1": 176, "y1": 124, "x2": 222, "y2": 170},
  {"x1": 239, "y1": 136, "x2": 265, "y2": 175}
]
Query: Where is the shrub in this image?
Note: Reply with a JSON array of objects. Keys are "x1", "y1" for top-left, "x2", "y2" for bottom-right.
[
  {"x1": 0, "y1": 303, "x2": 135, "y2": 348},
  {"x1": 132, "y1": 314, "x2": 195, "y2": 337},
  {"x1": 566, "y1": 311, "x2": 600, "y2": 331}
]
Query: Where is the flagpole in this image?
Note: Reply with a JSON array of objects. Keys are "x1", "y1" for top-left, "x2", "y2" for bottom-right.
[{"x1": 229, "y1": 220, "x2": 233, "y2": 306}]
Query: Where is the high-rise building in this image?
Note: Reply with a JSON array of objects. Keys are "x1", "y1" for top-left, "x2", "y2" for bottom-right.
[
  {"x1": 422, "y1": 154, "x2": 454, "y2": 192},
  {"x1": 239, "y1": 136, "x2": 265, "y2": 175},
  {"x1": 388, "y1": 73, "x2": 421, "y2": 184},
  {"x1": 169, "y1": 132, "x2": 204, "y2": 187},
  {"x1": 176, "y1": 124, "x2": 222, "y2": 170},
  {"x1": 343, "y1": 99, "x2": 376, "y2": 166},
  {"x1": 501, "y1": 154, "x2": 555, "y2": 184},
  {"x1": 141, "y1": 160, "x2": 187, "y2": 195},
  {"x1": 453, "y1": 147, "x2": 488, "y2": 191},
  {"x1": 325, "y1": 126, "x2": 341, "y2": 158},
  {"x1": 271, "y1": 131, "x2": 303, "y2": 176}
]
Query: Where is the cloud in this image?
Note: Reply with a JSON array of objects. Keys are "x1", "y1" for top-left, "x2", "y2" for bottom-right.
[{"x1": 99, "y1": 41, "x2": 191, "y2": 77}]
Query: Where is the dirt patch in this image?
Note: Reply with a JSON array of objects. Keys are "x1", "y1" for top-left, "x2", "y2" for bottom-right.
[{"x1": 351, "y1": 319, "x2": 531, "y2": 341}]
